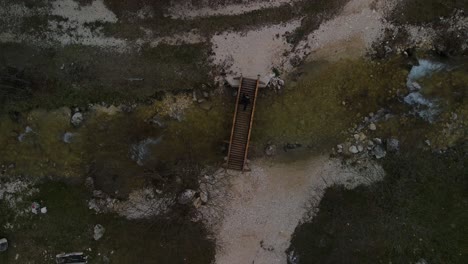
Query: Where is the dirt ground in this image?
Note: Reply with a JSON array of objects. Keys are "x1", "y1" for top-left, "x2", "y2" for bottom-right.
[{"x1": 205, "y1": 156, "x2": 384, "y2": 264}]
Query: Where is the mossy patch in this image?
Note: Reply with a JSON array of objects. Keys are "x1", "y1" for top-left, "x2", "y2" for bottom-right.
[
  {"x1": 253, "y1": 58, "x2": 408, "y2": 151},
  {"x1": 288, "y1": 147, "x2": 467, "y2": 263},
  {"x1": 0, "y1": 108, "x2": 84, "y2": 177},
  {"x1": 0, "y1": 42, "x2": 211, "y2": 112},
  {"x1": 390, "y1": 0, "x2": 468, "y2": 25},
  {"x1": 0, "y1": 181, "x2": 215, "y2": 264}
]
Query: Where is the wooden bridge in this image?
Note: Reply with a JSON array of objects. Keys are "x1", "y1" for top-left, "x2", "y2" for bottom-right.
[{"x1": 226, "y1": 77, "x2": 260, "y2": 171}]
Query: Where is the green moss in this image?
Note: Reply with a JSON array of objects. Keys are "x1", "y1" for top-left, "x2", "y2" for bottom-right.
[
  {"x1": 0, "y1": 181, "x2": 215, "y2": 264},
  {"x1": 0, "y1": 108, "x2": 84, "y2": 177},
  {"x1": 289, "y1": 147, "x2": 467, "y2": 263},
  {"x1": 253, "y1": 58, "x2": 408, "y2": 150},
  {"x1": 0, "y1": 43, "x2": 211, "y2": 112}
]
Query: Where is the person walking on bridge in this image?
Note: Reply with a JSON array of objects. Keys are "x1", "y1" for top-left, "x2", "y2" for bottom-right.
[{"x1": 240, "y1": 93, "x2": 250, "y2": 111}]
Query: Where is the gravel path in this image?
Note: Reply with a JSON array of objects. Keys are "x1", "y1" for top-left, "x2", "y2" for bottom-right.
[{"x1": 209, "y1": 156, "x2": 384, "y2": 264}]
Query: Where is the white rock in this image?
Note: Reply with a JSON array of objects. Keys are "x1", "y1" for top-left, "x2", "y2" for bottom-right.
[
  {"x1": 94, "y1": 224, "x2": 105, "y2": 241},
  {"x1": 40, "y1": 207, "x2": 47, "y2": 214},
  {"x1": 349, "y1": 146, "x2": 359, "y2": 154},
  {"x1": 63, "y1": 132, "x2": 74, "y2": 143},
  {"x1": 0, "y1": 238, "x2": 8, "y2": 252},
  {"x1": 357, "y1": 145, "x2": 364, "y2": 152},
  {"x1": 425, "y1": 139, "x2": 431, "y2": 146},
  {"x1": 71, "y1": 112, "x2": 84, "y2": 126},
  {"x1": 369, "y1": 123, "x2": 377, "y2": 131},
  {"x1": 353, "y1": 134, "x2": 360, "y2": 140},
  {"x1": 373, "y1": 145, "x2": 386, "y2": 159}
]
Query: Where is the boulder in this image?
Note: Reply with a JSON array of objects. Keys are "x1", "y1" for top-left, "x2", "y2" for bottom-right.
[
  {"x1": 71, "y1": 112, "x2": 83, "y2": 126},
  {"x1": 93, "y1": 224, "x2": 105, "y2": 241},
  {"x1": 373, "y1": 145, "x2": 386, "y2": 159},
  {"x1": 0, "y1": 238, "x2": 8, "y2": 252},
  {"x1": 349, "y1": 145, "x2": 359, "y2": 154},
  {"x1": 178, "y1": 189, "x2": 196, "y2": 205},
  {"x1": 63, "y1": 132, "x2": 74, "y2": 143}
]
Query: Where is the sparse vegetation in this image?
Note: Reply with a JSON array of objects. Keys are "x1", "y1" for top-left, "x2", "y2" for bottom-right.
[
  {"x1": 0, "y1": 181, "x2": 215, "y2": 264},
  {"x1": 391, "y1": 0, "x2": 468, "y2": 25},
  {"x1": 253, "y1": 58, "x2": 408, "y2": 150},
  {"x1": 288, "y1": 146, "x2": 467, "y2": 264},
  {"x1": 0, "y1": 43, "x2": 211, "y2": 112}
]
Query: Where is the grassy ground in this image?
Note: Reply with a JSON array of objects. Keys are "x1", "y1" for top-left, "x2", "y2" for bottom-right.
[
  {"x1": 287, "y1": 56, "x2": 468, "y2": 264},
  {"x1": 253, "y1": 58, "x2": 408, "y2": 151},
  {"x1": 0, "y1": 42, "x2": 211, "y2": 112},
  {"x1": 0, "y1": 181, "x2": 215, "y2": 264},
  {"x1": 0, "y1": 93, "x2": 230, "y2": 194},
  {"x1": 390, "y1": 0, "x2": 468, "y2": 25},
  {"x1": 288, "y1": 146, "x2": 468, "y2": 264}
]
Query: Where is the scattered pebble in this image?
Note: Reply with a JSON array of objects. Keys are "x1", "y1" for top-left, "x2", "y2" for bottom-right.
[{"x1": 349, "y1": 145, "x2": 359, "y2": 154}]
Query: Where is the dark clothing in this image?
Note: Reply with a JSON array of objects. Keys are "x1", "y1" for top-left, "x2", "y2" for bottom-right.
[{"x1": 240, "y1": 93, "x2": 250, "y2": 111}]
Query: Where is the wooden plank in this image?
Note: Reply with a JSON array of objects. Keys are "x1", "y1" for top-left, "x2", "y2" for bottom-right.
[
  {"x1": 242, "y1": 76, "x2": 260, "y2": 172},
  {"x1": 227, "y1": 77, "x2": 243, "y2": 168}
]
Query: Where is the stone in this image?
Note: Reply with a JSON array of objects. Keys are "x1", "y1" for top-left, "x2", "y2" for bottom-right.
[
  {"x1": 349, "y1": 145, "x2": 359, "y2": 154},
  {"x1": 353, "y1": 134, "x2": 360, "y2": 140},
  {"x1": 373, "y1": 138, "x2": 382, "y2": 145},
  {"x1": 63, "y1": 132, "x2": 74, "y2": 143},
  {"x1": 386, "y1": 138, "x2": 400, "y2": 152},
  {"x1": 369, "y1": 123, "x2": 377, "y2": 131},
  {"x1": 193, "y1": 197, "x2": 202, "y2": 208},
  {"x1": 40, "y1": 207, "x2": 47, "y2": 214},
  {"x1": 357, "y1": 145, "x2": 364, "y2": 152},
  {"x1": 373, "y1": 145, "x2": 386, "y2": 159},
  {"x1": 178, "y1": 189, "x2": 196, "y2": 205},
  {"x1": 93, "y1": 224, "x2": 105, "y2": 241},
  {"x1": 200, "y1": 191, "x2": 208, "y2": 203},
  {"x1": 425, "y1": 139, "x2": 431, "y2": 146},
  {"x1": 71, "y1": 112, "x2": 83, "y2": 126},
  {"x1": 0, "y1": 238, "x2": 8, "y2": 252},
  {"x1": 265, "y1": 144, "x2": 277, "y2": 156},
  {"x1": 358, "y1": 132, "x2": 367, "y2": 141}
]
